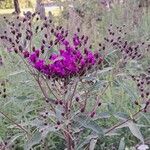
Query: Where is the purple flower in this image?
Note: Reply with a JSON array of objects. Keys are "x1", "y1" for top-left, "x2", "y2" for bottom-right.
[
  {"x1": 29, "y1": 53, "x2": 38, "y2": 63},
  {"x1": 34, "y1": 59, "x2": 44, "y2": 71},
  {"x1": 73, "y1": 34, "x2": 81, "y2": 46},
  {"x1": 86, "y1": 51, "x2": 96, "y2": 64},
  {"x1": 63, "y1": 40, "x2": 69, "y2": 46},
  {"x1": 23, "y1": 50, "x2": 29, "y2": 58},
  {"x1": 26, "y1": 31, "x2": 103, "y2": 80}
]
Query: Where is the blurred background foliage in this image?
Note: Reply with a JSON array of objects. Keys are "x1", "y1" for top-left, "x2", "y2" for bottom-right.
[{"x1": 0, "y1": 0, "x2": 33, "y2": 9}]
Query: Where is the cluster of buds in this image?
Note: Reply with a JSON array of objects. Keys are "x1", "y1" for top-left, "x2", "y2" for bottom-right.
[
  {"x1": 99, "y1": 25, "x2": 150, "y2": 63},
  {"x1": 0, "y1": 80, "x2": 7, "y2": 98},
  {"x1": 131, "y1": 70, "x2": 150, "y2": 112}
]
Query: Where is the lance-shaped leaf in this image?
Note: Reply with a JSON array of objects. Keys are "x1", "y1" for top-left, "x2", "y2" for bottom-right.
[
  {"x1": 24, "y1": 131, "x2": 42, "y2": 150},
  {"x1": 73, "y1": 115, "x2": 104, "y2": 136}
]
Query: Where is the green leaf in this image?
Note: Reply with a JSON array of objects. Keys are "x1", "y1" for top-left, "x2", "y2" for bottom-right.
[
  {"x1": 8, "y1": 70, "x2": 25, "y2": 77},
  {"x1": 114, "y1": 121, "x2": 144, "y2": 143},
  {"x1": 9, "y1": 133, "x2": 25, "y2": 145},
  {"x1": 89, "y1": 138, "x2": 98, "y2": 150},
  {"x1": 118, "y1": 137, "x2": 125, "y2": 150},
  {"x1": 127, "y1": 121, "x2": 144, "y2": 143},
  {"x1": 24, "y1": 131, "x2": 42, "y2": 150},
  {"x1": 91, "y1": 80, "x2": 107, "y2": 91},
  {"x1": 55, "y1": 105, "x2": 64, "y2": 121},
  {"x1": 40, "y1": 125, "x2": 58, "y2": 138},
  {"x1": 74, "y1": 115, "x2": 104, "y2": 136},
  {"x1": 114, "y1": 112, "x2": 129, "y2": 121},
  {"x1": 77, "y1": 134, "x2": 98, "y2": 150},
  {"x1": 117, "y1": 80, "x2": 137, "y2": 102},
  {"x1": 94, "y1": 112, "x2": 111, "y2": 120},
  {"x1": 16, "y1": 96, "x2": 28, "y2": 100},
  {"x1": 97, "y1": 67, "x2": 113, "y2": 75}
]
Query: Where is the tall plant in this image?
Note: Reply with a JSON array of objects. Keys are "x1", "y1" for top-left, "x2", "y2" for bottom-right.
[{"x1": 0, "y1": 12, "x2": 149, "y2": 149}]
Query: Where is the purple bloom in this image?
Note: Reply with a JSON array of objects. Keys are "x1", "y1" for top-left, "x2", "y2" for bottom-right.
[
  {"x1": 29, "y1": 53, "x2": 38, "y2": 63},
  {"x1": 23, "y1": 50, "x2": 29, "y2": 58},
  {"x1": 73, "y1": 34, "x2": 81, "y2": 46},
  {"x1": 86, "y1": 51, "x2": 96, "y2": 64},
  {"x1": 63, "y1": 40, "x2": 69, "y2": 46},
  {"x1": 34, "y1": 59, "x2": 44, "y2": 71},
  {"x1": 26, "y1": 31, "x2": 103, "y2": 80}
]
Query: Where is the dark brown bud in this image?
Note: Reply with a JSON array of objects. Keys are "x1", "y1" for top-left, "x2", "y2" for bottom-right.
[
  {"x1": 3, "y1": 88, "x2": 6, "y2": 92},
  {"x1": 44, "y1": 23, "x2": 48, "y2": 28},
  {"x1": 80, "y1": 107, "x2": 85, "y2": 113},
  {"x1": 11, "y1": 30, "x2": 15, "y2": 35},
  {"x1": 32, "y1": 46, "x2": 35, "y2": 51},
  {"x1": 44, "y1": 34, "x2": 48, "y2": 38},
  {"x1": 3, "y1": 94, "x2": 7, "y2": 98},
  {"x1": 61, "y1": 113, "x2": 65, "y2": 116},
  {"x1": 134, "y1": 101, "x2": 139, "y2": 105},
  {"x1": 18, "y1": 22, "x2": 21, "y2": 27},
  {"x1": 50, "y1": 40, "x2": 53, "y2": 46},
  {"x1": 23, "y1": 18, "x2": 27, "y2": 22},
  {"x1": 102, "y1": 46, "x2": 105, "y2": 50},
  {"x1": 90, "y1": 112, "x2": 96, "y2": 118},
  {"x1": 19, "y1": 45, "x2": 23, "y2": 52},
  {"x1": 28, "y1": 22, "x2": 31, "y2": 26},
  {"x1": 98, "y1": 102, "x2": 101, "y2": 106},
  {"x1": 42, "y1": 39, "x2": 46, "y2": 44},
  {"x1": 14, "y1": 48, "x2": 18, "y2": 53},
  {"x1": 51, "y1": 29, "x2": 54, "y2": 33},
  {"x1": 18, "y1": 33, "x2": 22, "y2": 38},
  {"x1": 49, "y1": 19, "x2": 52, "y2": 23},
  {"x1": 55, "y1": 101, "x2": 59, "y2": 105},
  {"x1": 141, "y1": 93, "x2": 144, "y2": 98},
  {"x1": 75, "y1": 97, "x2": 79, "y2": 102},
  {"x1": 57, "y1": 121, "x2": 60, "y2": 125},
  {"x1": 59, "y1": 100, "x2": 63, "y2": 105}
]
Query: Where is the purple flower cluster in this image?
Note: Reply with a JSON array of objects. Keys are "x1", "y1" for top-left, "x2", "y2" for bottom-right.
[{"x1": 23, "y1": 34, "x2": 103, "y2": 79}]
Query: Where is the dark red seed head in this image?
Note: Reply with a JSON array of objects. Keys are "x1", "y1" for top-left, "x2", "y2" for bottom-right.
[
  {"x1": 55, "y1": 101, "x2": 59, "y2": 105},
  {"x1": 134, "y1": 101, "x2": 139, "y2": 105},
  {"x1": 75, "y1": 97, "x2": 79, "y2": 102},
  {"x1": 57, "y1": 121, "x2": 61, "y2": 125},
  {"x1": 90, "y1": 112, "x2": 96, "y2": 118},
  {"x1": 98, "y1": 102, "x2": 101, "y2": 106},
  {"x1": 80, "y1": 108, "x2": 85, "y2": 113},
  {"x1": 23, "y1": 51, "x2": 29, "y2": 58},
  {"x1": 59, "y1": 100, "x2": 63, "y2": 105},
  {"x1": 14, "y1": 48, "x2": 18, "y2": 53},
  {"x1": 3, "y1": 94, "x2": 7, "y2": 98}
]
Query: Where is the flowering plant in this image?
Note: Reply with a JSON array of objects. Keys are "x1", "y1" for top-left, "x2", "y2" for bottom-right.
[{"x1": 0, "y1": 12, "x2": 149, "y2": 150}]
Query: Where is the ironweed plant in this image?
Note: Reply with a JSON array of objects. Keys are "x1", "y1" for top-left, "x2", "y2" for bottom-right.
[{"x1": 0, "y1": 12, "x2": 150, "y2": 150}]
